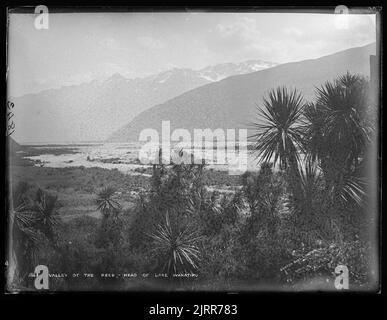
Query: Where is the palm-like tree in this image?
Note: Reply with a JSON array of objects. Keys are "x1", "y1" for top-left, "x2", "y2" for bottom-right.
[
  {"x1": 303, "y1": 103, "x2": 326, "y2": 163},
  {"x1": 149, "y1": 213, "x2": 202, "y2": 275},
  {"x1": 9, "y1": 183, "x2": 59, "y2": 285},
  {"x1": 289, "y1": 160, "x2": 332, "y2": 244},
  {"x1": 305, "y1": 73, "x2": 372, "y2": 206},
  {"x1": 314, "y1": 73, "x2": 371, "y2": 168},
  {"x1": 252, "y1": 87, "x2": 306, "y2": 169},
  {"x1": 95, "y1": 186, "x2": 122, "y2": 250},
  {"x1": 96, "y1": 186, "x2": 121, "y2": 217},
  {"x1": 251, "y1": 87, "x2": 306, "y2": 197},
  {"x1": 33, "y1": 189, "x2": 59, "y2": 242},
  {"x1": 11, "y1": 201, "x2": 40, "y2": 282}
]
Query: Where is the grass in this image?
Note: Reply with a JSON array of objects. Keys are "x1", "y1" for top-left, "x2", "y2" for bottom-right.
[
  {"x1": 9, "y1": 157, "x2": 243, "y2": 223},
  {"x1": 10, "y1": 165, "x2": 147, "y2": 221}
]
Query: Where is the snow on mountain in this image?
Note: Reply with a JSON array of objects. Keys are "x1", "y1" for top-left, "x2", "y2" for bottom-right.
[
  {"x1": 197, "y1": 60, "x2": 278, "y2": 82},
  {"x1": 11, "y1": 60, "x2": 277, "y2": 143},
  {"x1": 108, "y1": 44, "x2": 375, "y2": 143}
]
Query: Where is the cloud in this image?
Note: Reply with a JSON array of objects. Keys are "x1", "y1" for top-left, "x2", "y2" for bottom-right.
[
  {"x1": 283, "y1": 27, "x2": 304, "y2": 37},
  {"x1": 137, "y1": 36, "x2": 165, "y2": 49},
  {"x1": 205, "y1": 17, "x2": 279, "y2": 62},
  {"x1": 212, "y1": 18, "x2": 261, "y2": 50},
  {"x1": 280, "y1": 15, "x2": 376, "y2": 53},
  {"x1": 99, "y1": 38, "x2": 124, "y2": 51},
  {"x1": 216, "y1": 17, "x2": 260, "y2": 39},
  {"x1": 202, "y1": 14, "x2": 376, "y2": 66}
]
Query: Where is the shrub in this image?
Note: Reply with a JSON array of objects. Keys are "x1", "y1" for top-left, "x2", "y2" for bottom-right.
[
  {"x1": 149, "y1": 213, "x2": 202, "y2": 275},
  {"x1": 280, "y1": 240, "x2": 371, "y2": 286}
]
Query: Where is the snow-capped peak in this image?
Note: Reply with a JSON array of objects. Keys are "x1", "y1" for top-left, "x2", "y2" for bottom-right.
[
  {"x1": 197, "y1": 60, "x2": 278, "y2": 82},
  {"x1": 98, "y1": 60, "x2": 277, "y2": 89}
]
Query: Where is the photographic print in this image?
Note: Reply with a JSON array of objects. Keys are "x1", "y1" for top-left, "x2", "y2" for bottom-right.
[{"x1": 5, "y1": 6, "x2": 381, "y2": 292}]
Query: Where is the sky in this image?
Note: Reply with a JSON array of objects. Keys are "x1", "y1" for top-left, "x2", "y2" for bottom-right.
[{"x1": 8, "y1": 11, "x2": 376, "y2": 97}]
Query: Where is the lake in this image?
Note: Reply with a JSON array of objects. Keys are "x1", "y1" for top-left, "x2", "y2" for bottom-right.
[{"x1": 20, "y1": 142, "x2": 263, "y2": 175}]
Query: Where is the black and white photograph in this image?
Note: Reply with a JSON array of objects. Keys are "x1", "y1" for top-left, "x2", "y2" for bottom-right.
[{"x1": 5, "y1": 6, "x2": 381, "y2": 293}]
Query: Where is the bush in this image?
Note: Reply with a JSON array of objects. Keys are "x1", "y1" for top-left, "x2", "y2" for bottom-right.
[{"x1": 281, "y1": 240, "x2": 371, "y2": 286}]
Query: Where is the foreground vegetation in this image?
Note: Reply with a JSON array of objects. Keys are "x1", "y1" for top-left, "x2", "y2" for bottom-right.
[{"x1": 7, "y1": 73, "x2": 378, "y2": 291}]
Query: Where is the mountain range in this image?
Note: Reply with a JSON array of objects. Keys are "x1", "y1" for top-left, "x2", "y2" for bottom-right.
[
  {"x1": 11, "y1": 60, "x2": 276, "y2": 143},
  {"x1": 108, "y1": 43, "x2": 376, "y2": 143}
]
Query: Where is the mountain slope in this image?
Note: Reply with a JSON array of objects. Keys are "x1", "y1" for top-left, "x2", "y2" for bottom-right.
[
  {"x1": 11, "y1": 60, "x2": 275, "y2": 143},
  {"x1": 108, "y1": 43, "x2": 376, "y2": 143},
  {"x1": 7, "y1": 136, "x2": 22, "y2": 153}
]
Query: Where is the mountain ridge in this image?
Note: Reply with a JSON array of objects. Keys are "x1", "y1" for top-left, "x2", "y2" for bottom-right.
[
  {"x1": 108, "y1": 43, "x2": 376, "y2": 143},
  {"x1": 11, "y1": 59, "x2": 277, "y2": 143}
]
